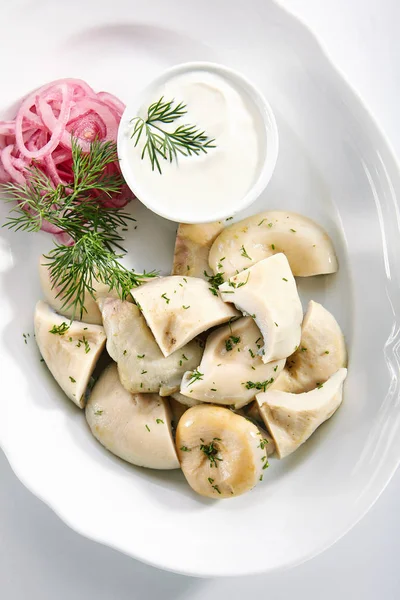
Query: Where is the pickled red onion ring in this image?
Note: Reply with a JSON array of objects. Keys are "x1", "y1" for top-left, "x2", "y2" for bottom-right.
[{"x1": 0, "y1": 78, "x2": 132, "y2": 239}]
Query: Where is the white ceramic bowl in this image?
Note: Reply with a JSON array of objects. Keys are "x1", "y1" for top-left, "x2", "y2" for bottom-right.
[
  {"x1": 1, "y1": 0, "x2": 400, "y2": 579},
  {"x1": 117, "y1": 61, "x2": 279, "y2": 223}
]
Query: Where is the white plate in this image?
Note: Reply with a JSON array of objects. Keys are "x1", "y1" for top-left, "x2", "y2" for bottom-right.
[{"x1": 0, "y1": 0, "x2": 399, "y2": 578}]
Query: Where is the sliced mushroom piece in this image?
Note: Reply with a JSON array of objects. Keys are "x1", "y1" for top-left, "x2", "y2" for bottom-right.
[
  {"x1": 38, "y1": 255, "x2": 119, "y2": 325},
  {"x1": 180, "y1": 317, "x2": 285, "y2": 409},
  {"x1": 34, "y1": 300, "x2": 106, "y2": 408},
  {"x1": 176, "y1": 405, "x2": 268, "y2": 498},
  {"x1": 256, "y1": 368, "x2": 347, "y2": 458},
  {"x1": 98, "y1": 298, "x2": 203, "y2": 396},
  {"x1": 172, "y1": 221, "x2": 224, "y2": 278},
  {"x1": 132, "y1": 276, "x2": 238, "y2": 357},
  {"x1": 219, "y1": 254, "x2": 303, "y2": 363},
  {"x1": 209, "y1": 210, "x2": 338, "y2": 279},
  {"x1": 273, "y1": 300, "x2": 347, "y2": 393},
  {"x1": 86, "y1": 363, "x2": 179, "y2": 469}
]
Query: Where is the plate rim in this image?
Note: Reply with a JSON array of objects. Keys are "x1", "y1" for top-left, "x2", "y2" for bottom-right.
[{"x1": 1, "y1": 0, "x2": 400, "y2": 577}]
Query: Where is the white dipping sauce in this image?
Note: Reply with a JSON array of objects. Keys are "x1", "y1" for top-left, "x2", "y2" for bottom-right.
[{"x1": 124, "y1": 70, "x2": 266, "y2": 222}]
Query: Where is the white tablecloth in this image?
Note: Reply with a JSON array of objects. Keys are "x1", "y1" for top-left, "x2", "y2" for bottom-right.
[{"x1": 1, "y1": 0, "x2": 399, "y2": 597}]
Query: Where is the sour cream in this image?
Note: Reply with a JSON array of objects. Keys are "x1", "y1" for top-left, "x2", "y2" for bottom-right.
[{"x1": 118, "y1": 63, "x2": 278, "y2": 223}]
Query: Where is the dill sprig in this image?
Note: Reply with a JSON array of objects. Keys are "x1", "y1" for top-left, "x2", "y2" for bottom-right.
[
  {"x1": 130, "y1": 97, "x2": 216, "y2": 174},
  {"x1": 2, "y1": 138, "x2": 158, "y2": 320},
  {"x1": 2, "y1": 138, "x2": 131, "y2": 251},
  {"x1": 43, "y1": 233, "x2": 158, "y2": 320}
]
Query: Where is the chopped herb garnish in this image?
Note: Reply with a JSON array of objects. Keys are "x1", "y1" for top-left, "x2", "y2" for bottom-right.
[
  {"x1": 226, "y1": 216, "x2": 233, "y2": 221},
  {"x1": 258, "y1": 219, "x2": 266, "y2": 226},
  {"x1": 140, "y1": 382, "x2": 143, "y2": 388},
  {"x1": 69, "y1": 376, "x2": 76, "y2": 383},
  {"x1": 183, "y1": 277, "x2": 188, "y2": 283},
  {"x1": 182, "y1": 305, "x2": 190, "y2": 309},
  {"x1": 49, "y1": 322, "x2": 69, "y2": 335},
  {"x1": 141, "y1": 369, "x2": 148, "y2": 375},
  {"x1": 275, "y1": 322, "x2": 278, "y2": 327},
  {"x1": 258, "y1": 438, "x2": 269, "y2": 450},
  {"x1": 301, "y1": 347, "x2": 307, "y2": 352},
  {"x1": 76, "y1": 336, "x2": 90, "y2": 353},
  {"x1": 187, "y1": 265, "x2": 190, "y2": 271},
  {"x1": 204, "y1": 270, "x2": 224, "y2": 295},
  {"x1": 273, "y1": 365, "x2": 278, "y2": 372},
  {"x1": 290, "y1": 228, "x2": 296, "y2": 233},
  {"x1": 200, "y1": 440, "x2": 222, "y2": 468},
  {"x1": 262, "y1": 460, "x2": 269, "y2": 470},
  {"x1": 240, "y1": 245, "x2": 252, "y2": 260},
  {"x1": 217, "y1": 257, "x2": 226, "y2": 270},
  {"x1": 156, "y1": 418, "x2": 164, "y2": 424},
  {"x1": 137, "y1": 354, "x2": 145, "y2": 358},
  {"x1": 40, "y1": 358, "x2": 45, "y2": 363},
  {"x1": 244, "y1": 378, "x2": 274, "y2": 392},
  {"x1": 324, "y1": 350, "x2": 330, "y2": 354},
  {"x1": 268, "y1": 222, "x2": 273, "y2": 228},
  {"x1": 182, "y1": 353, "x2": 188, "y2": 361},
  {"x1": 208, "y1": 477, "x2": 214, "y2": 484},
  {"x1": 271, "y1": 244, "x2": 275, "y2": 250},
  {"x1": 259, "y1": 474, "x2": 263, "y2": 481},
  {"x1": 188, "y1": 368, "x2": 204, "y2": 386},
  {"x1": 225, "y1": 335, "x2": 241, "y2": 351},
  {"x1": 211, "y1": 388, "x2": 217, "y2": 392},
  {"x1": 94, "y1": 409, "x2": 103, "y2": 416},
  {"x1": 161, "y1": 293, "x2": 170, "y2": 304},
  {"x1": 212, "y1": 484, "x2": 221, "y2": 495},
  {"x1": 180, "y1": 446, "x2": 191, "y2": 452},
  {"x1": 145, "y1": 424, "x2": 150, "y2": 432},
  {"x1": 282, "y1": 277, "x2": 288, "y2": 282},
  {"x1": 123, "y1": 349, "x2": 127, "y2": 355},
  {"x1": 316, "y1": 382, "x2": 324, "y2": 389},
  {"x1": 130, "y1": 97, "x2": 216, "y2": 174},
  {"x1": 249, "y1": 348, "x2": 255, "y2": 358}
]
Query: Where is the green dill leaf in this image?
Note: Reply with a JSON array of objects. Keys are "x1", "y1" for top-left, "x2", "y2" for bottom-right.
[
  {"x1": 188, "y1": 368, "x2": 204, "y2": 386},
  {"x1": 200, "y1": 440, "x2": 222, "y2": 468},
  {"x1": 244, "y1": 378, "x2": 274, "y2": 392},
  {"x1": 49, "y1": 322, "x2": 69, "y2": 335},
  {"x1": 130, "y1": 97, "x2": 216, "y2": 174},
  {"x1": 240, "y1": 245, "x2": 252, "y2": 260}
]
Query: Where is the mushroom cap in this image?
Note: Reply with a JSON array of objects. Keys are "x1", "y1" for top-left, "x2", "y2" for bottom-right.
[
  {"x1": 273, "y1": 300, "x2": 347, "y2": 393},
  {"x1": 86, "y1": 363, "x2": 179, "y2": 470},
  {"x1": 219, "y1": 254, "x2": 303, "y2": 363},
  {"x1": 38, "y1": 255, "x2": 119, "y2": 325},
  {"x1": 172, "y1": 221, "x2": 224, "y2": 278},
  {"x1": 180, "y1": 317, "x2": 284, "y2": 408},
  {"x1": 176, "y1": 405, "x2": 267, "y2": 498},
  {"x1": 132, "y1": 276, "x2": 238, "y2": 357},
  {"x1": 256, "y1": 368, "x2": 347, "y2": 458},
  {"x1": 34, "y1": 301, "x2": 106, "y2": 408},
  {"x1": 98, "y1": 298, "x2": 203, "y2": 396},
  {"x1": 209, "y1": 210, "x2": 338, "y2": 279}
]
